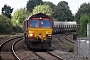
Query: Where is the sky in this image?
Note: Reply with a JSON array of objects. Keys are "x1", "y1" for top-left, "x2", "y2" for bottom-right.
[{"x1": 0, "y1": 0, "x2": 90, "y2": 14}]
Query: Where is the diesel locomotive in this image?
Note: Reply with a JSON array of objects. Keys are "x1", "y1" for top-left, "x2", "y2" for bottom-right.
[{"x1": 24, "y1": 13, "x2": 53, "y2": 49}]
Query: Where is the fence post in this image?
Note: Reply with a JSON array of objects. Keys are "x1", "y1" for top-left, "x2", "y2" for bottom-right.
[{"x1": 87, "y1": 23, "x2": 90, "y2": 60}]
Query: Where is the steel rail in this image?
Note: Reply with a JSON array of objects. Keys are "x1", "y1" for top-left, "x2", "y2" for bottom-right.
[
  {"x1": 0, "y1": 36, "x2": 22, "y2": 52},
  {"x1": 56, "y1": 35, "x2": 64, "y2": 43},
  {"x1": 29, "y1": 49, "x2": 45, "y2": 60},
  {"x1": 0, "y1": 36, "x2": 23, "y2": 60},
  {"x1": 12, "y1": 38, "x2": 23, "y2": 60},
  {"x1": 47, "y1": 51, "x2": 63, "y2": 60},
  {"x1": 64, "y1": 33, "x2": 76, "y2": 43}
]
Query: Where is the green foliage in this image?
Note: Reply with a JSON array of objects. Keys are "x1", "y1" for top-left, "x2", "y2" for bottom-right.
[
  {"x1": 75, "y1": 3, "x2": 90, "y2": 37},
  {"x1": 75, "y1": 3, "x2": 90, "y2": 24},
  {"x1": 43, "y1": 1, "x2": 56, "y2": 20},
  {"x1": 26, "y1": 0, "x2": 43, "y2": 12},
  {"x1": 12, "y1": 8, "x2": 28, "y2": 26},
  {"x1": 2, "y1": 4, "x2": 13, "y2": 19},
  {"x1": 43, "y1": 1, "x2": 56, "y2": 13},
  {"x1": 32, "y1": 4, "x2": 52, "y2": 16},
  {"x1": 12, "y1": 26, "x2": 23, "y2": 33},
  {"x1": 78, "y1": 14, "x2": 90, "y2": 37},
  {"x1": 52, "y1": 1, "x2": 74, "y2": 21},
  {"x1": 69, "y1": 46, "x2": 74, "y2": 52},
  {"x1": 0, "y1": 14, "x2": 23, "y2": 34},
  {"x1": 0, "y1": 15, "x2": 12, "y2": 34}
]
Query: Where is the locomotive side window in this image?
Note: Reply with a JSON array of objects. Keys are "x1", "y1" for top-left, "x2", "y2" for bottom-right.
[
  {"x1": 30, "y1": 20, "x2": 39, "y2": 27},
  {"x1": 42, "y1": 20, "x2": 51, "y2": 28}
]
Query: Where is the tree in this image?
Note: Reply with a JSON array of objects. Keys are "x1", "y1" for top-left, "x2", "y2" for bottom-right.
[
  {"x1": 43, "y1": 1, "x2": 56, "y2": 13},
  {"x1": 52, "y1": 1, "x2": 74, "y2": 21},
  {"x1": 0, "y1": 15, "x2": 12, "y2": 34},
  {"x1": 26, "y1": 0, "x2": 43, "y2": 12},
  {"x1": 75, "y1": 3, "x2": 90, "y2": 24},
  {"x1": 2, "y1": 4, "x2": 13, "y2": 19},
  {"x1": 12, "y1": 8, "x2": 28, "y2": 26},
  {"x1": 32, "y1": 4, "x2": 52, "y2": 16},
  {"x1": 43, "y1": 1, "x2": 56, "y2": 19},
  {"x1": 75, "y1": 3, "x2": 90, "y2": 37},
  {"x1": 78, "y1": 14, "x2": 90, "y2": 37}
]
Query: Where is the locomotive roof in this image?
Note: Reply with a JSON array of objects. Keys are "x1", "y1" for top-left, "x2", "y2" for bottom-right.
[{"x1": 30, "y1": 13, "x2": 51, "y2": 18}]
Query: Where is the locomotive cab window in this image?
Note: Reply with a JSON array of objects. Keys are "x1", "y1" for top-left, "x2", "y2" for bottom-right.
[
  {"x1": 30, "y1": 20, "x2": 39, "y2": 27},
  {"x1": 42, "y1": 20, "x2": 51, "y2": 28}
]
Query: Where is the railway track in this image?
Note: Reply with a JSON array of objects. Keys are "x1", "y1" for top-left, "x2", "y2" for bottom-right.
[
  {"x1": 32, "y1": 51, "x2": 63, "y2": 60},
  {"x1": 51, "y1": 33, "x2": 79, "y2": 60},
  {"x1": 0, "y1": 36, "x2": 22, "y2": 47},
  {"x1": 64, "y1": 33, "x2": 76, "y2": 43},
  {"x1": 47, "y1": 51, "x2": 63, "y2": 60},
  {"x1": 0, "y1": 35, "x2": 63, "y2": 60},
  {"x1": 0, "y1": 36, "x2": 23, "y2": 60},
  {"x1": 27, "y1": 46, "x2": 63, "y2": 60},
  {"x1": 56, "y1": 32, "x2": 76, "y2": 44},
  {"x1": 55, "y1": 34, "x2": 64, "y2": 43},
  {"x1": 0, "y1": 35, "x2": 23, "y2": 44},
  {"x1": 0, "y1": 33, "x2": 76, "y2": 60}
]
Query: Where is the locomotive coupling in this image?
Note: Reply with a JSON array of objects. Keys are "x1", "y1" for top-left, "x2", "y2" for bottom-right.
[{"x1": 37, "y1": 34, "x2": 44, "y2": 41}]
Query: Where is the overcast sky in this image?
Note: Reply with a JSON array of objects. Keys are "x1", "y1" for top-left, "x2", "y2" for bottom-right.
[{"x1": 0, "y1": 0, "x2": 90, "y2": 14}]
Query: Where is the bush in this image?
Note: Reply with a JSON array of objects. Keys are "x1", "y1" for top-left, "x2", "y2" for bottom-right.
[
  {"x1": 0, "y1": 15, "x2": 13, "y2": 34},
  {"x1": 11, "y1": 32, "x2": 16, "y2": 35},
  {"x1": 0, "y1": 14, "x2": 23, "y2": 34},
  {"x1": 69, "y1": 46, "x2": 74, "y2": 52},
  {"x1": 12, "y1": 26, "x2": 23, "y2": 33}
]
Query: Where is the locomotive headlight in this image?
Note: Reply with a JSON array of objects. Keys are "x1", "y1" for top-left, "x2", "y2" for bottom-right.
[
  {"x1": 46, "y1": 34, "x2": 51, "y2": 37},
  {"x1": 28, "y1": 31, "x2": 35, "y2": 37},
  {"x1": 39, "y1": 17, "x2": 42, "y2": 20},
  {"x1": 28, "y1": 33, "x2": 34, "y2": 37},
  {"x1": 48, "y1": 34, "x2": 51, "y2": 36},
  {"x1": 29, "y1": 33, "x2": 33, "y2": 36}
]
